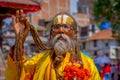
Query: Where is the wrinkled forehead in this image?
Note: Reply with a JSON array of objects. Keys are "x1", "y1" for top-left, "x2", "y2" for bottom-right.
[{"x1": 53, "y1": 14, "x2": 74, "y2": 25}]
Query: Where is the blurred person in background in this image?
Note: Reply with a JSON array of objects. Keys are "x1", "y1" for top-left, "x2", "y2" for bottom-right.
[
  {"x1": 110, "y1": 64, "x2": 115, "y2": 80},
  {"x1": 102, "y1": 63, "x2": 111, "y2": 80}
]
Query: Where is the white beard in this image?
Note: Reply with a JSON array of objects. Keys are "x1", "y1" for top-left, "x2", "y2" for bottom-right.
[
  {"x1": 51, "y1": 34, "x2": 75, "y2": 55},
  {"x1": 54, "y1": 40, "x2": 68, "y2": 55}
]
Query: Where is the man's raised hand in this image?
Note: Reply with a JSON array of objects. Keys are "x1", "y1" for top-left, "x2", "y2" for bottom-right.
[{"x1": 12, "y1": 9, "x2": 29, "y2": 37}]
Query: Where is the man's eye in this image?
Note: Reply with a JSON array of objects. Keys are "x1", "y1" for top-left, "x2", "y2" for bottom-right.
[
  {"x1": 53, "y1": 24, "x2": 71, "y2": 29},
  {"x1": 53, "y1": 25, "x2": 60, "y2": 29},
  {"x1": 63, "y1": 25, "x2": 71, "y2": 28}
]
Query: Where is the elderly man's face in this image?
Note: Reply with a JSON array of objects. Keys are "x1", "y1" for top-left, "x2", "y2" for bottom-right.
[
  {"x1": 52, "y1": 24, "x2": 73, "y2": 54},
  {"x1": 51, "y1": 24, "x2": 75, "y2": 55},
  {"x1": 50, "y1": 14, "x2": 76, "y2": 55}
]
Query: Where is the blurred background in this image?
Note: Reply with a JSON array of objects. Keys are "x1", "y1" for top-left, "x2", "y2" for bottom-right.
[{"x1": 0, "y1": 0, "x2": 120, "y2": 80}]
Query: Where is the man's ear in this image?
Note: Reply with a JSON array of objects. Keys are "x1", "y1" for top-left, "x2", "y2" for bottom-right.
[{"x1": 74, "y1": 30, "x2": 78, "y2": 37}]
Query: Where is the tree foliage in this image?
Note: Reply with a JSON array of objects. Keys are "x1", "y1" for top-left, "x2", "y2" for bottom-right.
[
  {"x1": 93, "y1": 0, "x2": 113, "y2": 22},
  {"x1": 93, "y1": 0, "x2": 120, "y2": 39}
]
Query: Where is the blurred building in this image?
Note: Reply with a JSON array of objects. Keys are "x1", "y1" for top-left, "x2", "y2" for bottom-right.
[
  {"x1": 0, "y1": 0, "x2": 41, "y2": 79},
  {"x1": 78, "y1": 0, "x2": 95, "y2": 14},
  {"x1": 37, "y1": 0, "x2": 70, "y2": 19},
  {"x1": 1, "y1": 0, "x2": 120, "y2": 79},
  {"x1": 81, "y1": 28, "x2": 119, "y2": 63}
]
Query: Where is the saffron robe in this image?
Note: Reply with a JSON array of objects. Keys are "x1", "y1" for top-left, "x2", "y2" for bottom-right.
[{"x1": 5, "y1": 50, "x2": 101, "y2": 80}]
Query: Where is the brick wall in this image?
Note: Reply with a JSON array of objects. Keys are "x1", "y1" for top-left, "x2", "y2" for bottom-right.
[{"x1": 32, "y1": 0, "x2": 70, "y2": 25}]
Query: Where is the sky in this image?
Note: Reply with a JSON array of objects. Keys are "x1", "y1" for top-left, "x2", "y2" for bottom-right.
[{"x1": 70, "y1": 0, "x2": 78, "y2": 15}]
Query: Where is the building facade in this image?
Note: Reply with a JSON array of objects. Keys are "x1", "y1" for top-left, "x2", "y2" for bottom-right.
[{"x1": 81, "y1": 28, "x2": 119, "y2": 63}]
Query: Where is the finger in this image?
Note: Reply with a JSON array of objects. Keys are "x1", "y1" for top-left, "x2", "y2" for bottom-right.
[
  {"x1": 19, "y1": 17, "x2": 24, "y2": 23},
  {"x1": 12, "y1": 15, "x2": 15, "y2": 25},
  {"x1": 12, "y1": 15, "x2": 17, "y2": 36},
  {"x1": 25, "y1": 17, "x2": 30, "y2": 23},
  {"x1": 16, "y1": 10, "x2": 20, "y2": 23},
  {"x1": 20, "y1": 9, "x2": 24, "y2": 18},
  {"x1": 19, "y1": 9, "x2": 26, "y2": 24},
  {"x1": 16, "y1": 10, "x2": 19, "y2": 17}
]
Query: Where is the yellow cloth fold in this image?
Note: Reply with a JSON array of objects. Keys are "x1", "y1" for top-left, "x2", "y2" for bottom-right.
[
  {"x1": 5, "y1": 51, "x2": 101, "y2": 80},
  {"x1": 80, "y1": 52, "x2": 101, "y2": 80},
  {"x1": 33, "y1": 51, "x2": 52, "y2": 80},
  {"x1": 5, "y1": 55, "x2": 17, "y2": 80}
]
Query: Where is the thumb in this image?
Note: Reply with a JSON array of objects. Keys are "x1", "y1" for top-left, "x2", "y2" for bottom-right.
[{"x1": 25, "y1": 17, "x2": 30, "y2": 23}]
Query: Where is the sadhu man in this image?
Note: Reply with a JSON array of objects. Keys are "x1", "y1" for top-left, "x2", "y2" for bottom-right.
[{"x1": 5, "y1": 10, "x2": 101, "y2": 80}]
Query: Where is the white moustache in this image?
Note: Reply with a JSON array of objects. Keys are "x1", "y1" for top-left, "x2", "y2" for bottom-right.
[
  {"x1": 52, "y1": 34, "x2": 71, "y2": 54},
  {"x1": 52, "y1": 34, "x2": 70, "y2": 45}
]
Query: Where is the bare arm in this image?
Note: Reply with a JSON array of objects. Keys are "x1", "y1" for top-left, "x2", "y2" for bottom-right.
[
  {"x1": 10, "y1": 10, "x2": 30, "y2": 59},
  {"x1": 5, "y1": 10, "x2": 31, "y2": 80}
]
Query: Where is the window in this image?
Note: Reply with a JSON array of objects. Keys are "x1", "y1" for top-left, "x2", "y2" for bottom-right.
[
  {"x1": 94, "y1": 51, "x2": 97, "y2": 56},
  {"x1": 93, "y1": 40, "x2": 97, "y2": 47},
  {"x1": 105, "y1": 43, "x2": 109, "y2": 47},
  {"x1": 76, "y1": 0, "x2": 89, "y2": 14},
  {"x1": 82, "y1": 42, "x2": 86, "y2": 49},
  {"x1": 38, "y1": 19, "x2": 45, "y2": 27},
  {"x1": 80, "y1": 27, "x2": 88, "y2": 37}
]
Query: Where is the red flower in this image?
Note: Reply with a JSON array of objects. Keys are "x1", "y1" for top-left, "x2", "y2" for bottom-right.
[{"x1": 63, "y1": 64, "x2": 91, "y2": 80}]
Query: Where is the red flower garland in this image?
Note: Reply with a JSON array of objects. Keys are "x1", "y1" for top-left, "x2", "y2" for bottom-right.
[{"x1": 63, "y1": 64, "x2": 91, "y2": 80}]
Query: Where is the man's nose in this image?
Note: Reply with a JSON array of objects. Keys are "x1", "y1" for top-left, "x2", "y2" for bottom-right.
[{"x1": 59, "y1": 26, "x2": 64, "y2": 34}]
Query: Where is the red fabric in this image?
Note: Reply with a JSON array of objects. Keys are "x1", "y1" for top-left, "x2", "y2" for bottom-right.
[
  {"x1": 0, "y1": 2, "x2": 40, "y2": 13},
  {"x1": 100, "y1": 70, "x2": 104, "y2": 80},
  {"x1": 103, "y1": 65, "x2": 111, "y2": 73}
]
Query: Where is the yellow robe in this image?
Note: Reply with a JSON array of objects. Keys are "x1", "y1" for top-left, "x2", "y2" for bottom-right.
[{"x1": 5, "y1": 50, "x2": 101, "y2": 80}]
